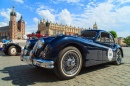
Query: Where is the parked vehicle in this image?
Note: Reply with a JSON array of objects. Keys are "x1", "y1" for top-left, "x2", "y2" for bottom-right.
[
  {"x1": 2, "y1": 38, "x2": 12, "y2": 43},
  {"x1": 2, "y1": 34, "x2": 44, "y2": 56},
  {"x1": 21, "y1": 30, "x2": 124, "y2": 79}
]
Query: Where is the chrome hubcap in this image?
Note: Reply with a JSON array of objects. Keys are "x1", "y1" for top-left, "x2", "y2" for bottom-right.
[{"x1": 11, "y1": 48, "x2": 16, "y2": 54}]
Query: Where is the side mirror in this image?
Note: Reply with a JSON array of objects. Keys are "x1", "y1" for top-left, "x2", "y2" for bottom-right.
[{"x1": 23, "y1": 35, "x2": 27, "y2": 40}]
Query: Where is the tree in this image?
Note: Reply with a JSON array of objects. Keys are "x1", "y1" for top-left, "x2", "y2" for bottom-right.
[
  {"x1": 124, "y1": 36, "x2": 130, "y2": 46},
  {"x1": 109, "y1": 30, "x2": 117, "y2": 38}
]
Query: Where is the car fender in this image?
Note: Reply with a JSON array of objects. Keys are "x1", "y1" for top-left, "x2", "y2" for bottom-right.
[
  {"x1": 47, "y1": 36, "x2": 89, "y2": 63},
  {"x1": 115, "y1": 44, "x2": 124, "y2": 57}
]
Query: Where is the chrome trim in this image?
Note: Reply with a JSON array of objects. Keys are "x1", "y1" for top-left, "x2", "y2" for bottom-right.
[
  {"x1": 21, "y1": 49, "x2": 54, "y2": 69},
  {"x1": 33, "y1": 42, "x2": 38, "y2": 51},
  {"x1": 33, "y1": 58, "x2": 54, "y2": 69},
  {"x1": 37, "y1": 39, "x2": 44, "y2": 49},
  {"x1": 26, "y1": 40, "x2": 31, "y2": 48}
]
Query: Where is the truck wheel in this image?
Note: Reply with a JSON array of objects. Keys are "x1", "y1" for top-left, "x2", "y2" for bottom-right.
[
  {"x1": 54, "y1": 46, "x2": 82, "y2": 79},
  {"x1": 8, "y1": 46, "x2": 17, "y2": 56},
  {"x1": 114, "y1": 49, "x2": 122, "y2": 65}
]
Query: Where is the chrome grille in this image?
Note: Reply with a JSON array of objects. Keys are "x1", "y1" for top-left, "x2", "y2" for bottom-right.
[
  {"x1": 33, "y1": 42, "x2": 38, "y2": 51},
  {"x1": 34, "y1": 39, "x2": 45, "y2": 57}
]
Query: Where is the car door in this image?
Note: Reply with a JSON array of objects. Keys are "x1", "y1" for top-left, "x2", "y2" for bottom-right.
[
  {"x1": 85, "y1": 43, "x2": 103, "y2": 66},
  {"x1": 96, "y1": 32, "x2": 115, "y2": 63}
]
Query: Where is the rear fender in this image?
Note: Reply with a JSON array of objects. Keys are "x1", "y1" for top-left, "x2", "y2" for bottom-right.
[{"x1": 6, "y1": 43, "x2": 21, "y2": 53}]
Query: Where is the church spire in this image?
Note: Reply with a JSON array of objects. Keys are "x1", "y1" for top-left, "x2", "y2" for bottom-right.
[
  {"x1": 10, "y1": 6, "x2": 16, "y2": 16},
  {"x1": 93, "y1": 22, "x2": 98, "y2": 30}
]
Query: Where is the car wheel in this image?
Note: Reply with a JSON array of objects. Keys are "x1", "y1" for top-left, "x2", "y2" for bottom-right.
[
  {"x1": 8, "y1": 46, "x2": 17, "y2": 56},
  {"x1": 54, "y1": 46, "x2": 82, "y2": 79},
  {"x1": 114, "y1": 49, "x2": 122, "y2": 65}
]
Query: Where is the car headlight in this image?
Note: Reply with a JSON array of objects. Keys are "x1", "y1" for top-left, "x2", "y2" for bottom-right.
[
  {"x1": 37, "y1": 39, "x2": 44, "y2": 49},
  {"x1": 26, "y1": 40, "x2": 31, "y2": 48}
]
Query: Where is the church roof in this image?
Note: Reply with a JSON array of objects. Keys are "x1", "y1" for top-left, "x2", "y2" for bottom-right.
[
  {"x1": 10, "y1": 6, "x2": 16, "y2": 16},
  {"x1": 0, "y1": 26, "x2": 9, "y2": 32}
]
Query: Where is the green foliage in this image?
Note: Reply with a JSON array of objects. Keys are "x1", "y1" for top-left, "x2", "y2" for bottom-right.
[
  {"x1": 109, "y1": 30, "x2": 117, "y2": 38},
  {"x1": 124, "y1": 36, "x2": 130, "y2": 46}
]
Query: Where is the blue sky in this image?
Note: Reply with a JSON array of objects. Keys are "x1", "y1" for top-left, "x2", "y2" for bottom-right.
[{"x1": 0, "y1": 0, "x2": 130, "y2": 37}]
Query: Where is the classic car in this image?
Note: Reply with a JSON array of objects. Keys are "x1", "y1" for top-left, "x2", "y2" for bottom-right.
[
  {"x1": 20, "y1": 30, "x2": 123, "y2": 79},
  {"x1": 2, "y1": 34, "x2": 44, "y2": 56}
]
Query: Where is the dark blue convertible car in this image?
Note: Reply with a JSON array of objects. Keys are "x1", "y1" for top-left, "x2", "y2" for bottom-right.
[{"x1": 21, "y1": 30, "x2": 123, "y2": 79}]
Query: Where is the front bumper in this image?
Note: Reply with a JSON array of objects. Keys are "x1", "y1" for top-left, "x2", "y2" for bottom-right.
[{"x1": 20, "y1": 49, "x2": 54, "y2": 69}]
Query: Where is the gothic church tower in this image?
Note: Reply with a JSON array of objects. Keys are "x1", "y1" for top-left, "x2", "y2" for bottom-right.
[
  {"x1": 18, "y1": 16, "x2": 25, "y2": 39},
  {"x1": 9, "y1": 6, "x2": 17, "y2": 39}
]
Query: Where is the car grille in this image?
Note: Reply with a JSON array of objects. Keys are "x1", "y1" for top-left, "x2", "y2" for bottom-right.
[{"x1": 33, "y1": 41, "x2": 45, "y2": 58}]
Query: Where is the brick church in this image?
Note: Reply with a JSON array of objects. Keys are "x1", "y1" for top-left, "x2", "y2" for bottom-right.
[{"x1": 0, "y1": 6, "x2": 25, "y2": 40}]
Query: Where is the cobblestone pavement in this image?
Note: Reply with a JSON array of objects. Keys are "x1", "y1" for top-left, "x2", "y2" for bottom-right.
[{"x1": 0, "y1": 47, "x2": 130, "y2": 86}]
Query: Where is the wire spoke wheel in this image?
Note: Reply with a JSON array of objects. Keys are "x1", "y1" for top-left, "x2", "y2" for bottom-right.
[
  {"x1": 62, "y1": 51, "x2": 80, "y2": 75},
  {"x1": 54, "y1": 46, "x2": 82, "y2": 79},
  {"x1": 116, "y1": 50, "x2": 122, "y2": 64},
  {"x1": 114, "y1": 49, "x2": 122, "y2": 65}
]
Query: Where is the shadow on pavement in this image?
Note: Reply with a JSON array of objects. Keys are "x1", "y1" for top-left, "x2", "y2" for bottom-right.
[
  {"x1": 0, "y1": 65, "x2": 59, "y2": 86},
  {"x1": 0, "y1": 63, "x2": 114, "y2": 86},
  {"x1": 80, "y1": 63, "x2": 112, "y2": 75}
]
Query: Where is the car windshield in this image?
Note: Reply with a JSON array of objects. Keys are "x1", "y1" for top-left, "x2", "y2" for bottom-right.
[{"x1": 80, "y1": 31, "x2": 97, "y2": 39}]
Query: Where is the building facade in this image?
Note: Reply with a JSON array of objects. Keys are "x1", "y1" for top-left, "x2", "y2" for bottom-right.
[
  {"x1": 37, "y1": 20, "x2": 98, "y2": 36},
  {"x1": 0, "y1": 6, "x2": 25, "y2": 40},
  {"x1": 116, "y1": 37, "x2": 127, "y2": 47}
]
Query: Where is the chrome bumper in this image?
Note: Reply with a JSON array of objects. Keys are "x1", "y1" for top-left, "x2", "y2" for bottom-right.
[
  {"x1": 21, "y1": 49, "x2": 54, "y2": 69},
  {"x1": 33, "y1": 58, "x2": 54, "y2": 69}
]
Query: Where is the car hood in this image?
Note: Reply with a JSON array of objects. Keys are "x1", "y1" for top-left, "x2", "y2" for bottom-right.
[{"x1": 41, "y1": 36, "x2": 56, "y2": 44}]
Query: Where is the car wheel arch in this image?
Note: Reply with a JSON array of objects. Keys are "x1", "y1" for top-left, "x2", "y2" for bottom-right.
[
  {"x1": 56, "y1": 43, "x2": 86, "y2": 66},
  {"x1": 118, "y1": 48, "x2": 123, "y2": 57}
]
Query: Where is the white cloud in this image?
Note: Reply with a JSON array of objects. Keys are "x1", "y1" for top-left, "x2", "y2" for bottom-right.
[
  {"x1": 0, "y1": 8, "x2": 22, "y2": 27},
  {"x1": 66, "y1": 0, "x2": 80, "y2": 3},
  {"x1": 14, "y1": 0, "x2": 24, "y2": 4},
  {"x1": 36, "y1": 9, "x2": 55, "y2": 22},
  {"x1": 52, "y1": 0, "x2": 80, "y2": 3},
  {"x1": 35, "y1": 0, "x2": 130, "y2": 37},
  {"x1": 25, "y1": 25, "x2": 38, "y2": 35},
  {"x1": 68, "y1": 0, "x2": 130, "y2": 37},
  {"x1": 33, "y1": 17, "x2": 39, "y2": 24},
  {"x1": 116, "y1": 0, "x2": 130, "y2": 4},
  {"x1": 0, "y1": 22, "x2": 8, "y2": 27},
  {"x1": 58, "y1": 9, "x2": 72, "y2": 25},
  {"x1": 0, "y1": 8, "x2": 11, "y2": 22}
]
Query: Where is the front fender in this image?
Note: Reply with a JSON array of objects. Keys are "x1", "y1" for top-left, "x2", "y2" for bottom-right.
[{"x1": 45, "y1": 36, "x2": 87, "y2": 62}]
